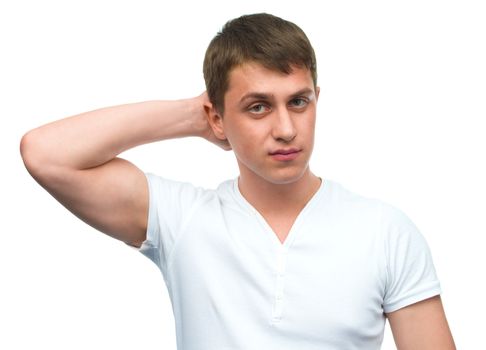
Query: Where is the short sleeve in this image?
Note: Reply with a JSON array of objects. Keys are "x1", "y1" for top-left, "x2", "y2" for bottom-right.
[
  {"x1": 381, "y1": 204, "x2": 442, "y2": 313},
  {"x1": 127, "y1": 173, "x2": 205, "y2": 277}
]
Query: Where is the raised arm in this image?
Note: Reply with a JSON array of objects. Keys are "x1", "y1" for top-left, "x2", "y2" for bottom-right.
[{"x1": 20, "y1": 93, "x2": 229, "y2": 247}]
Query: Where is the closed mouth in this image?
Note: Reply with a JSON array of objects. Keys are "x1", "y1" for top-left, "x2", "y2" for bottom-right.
[{"x1": 269, "y1": 149, "x2": 301, "y2": 155}]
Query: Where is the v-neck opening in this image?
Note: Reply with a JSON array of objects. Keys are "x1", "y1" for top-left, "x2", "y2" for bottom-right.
[{"x1": 232, "y1": 177, "x2": 326, "y2": 249}]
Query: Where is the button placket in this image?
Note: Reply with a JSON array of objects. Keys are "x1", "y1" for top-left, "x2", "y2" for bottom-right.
[{"x1": 272, "y1": 248, "x2": 288, "y2": 322}]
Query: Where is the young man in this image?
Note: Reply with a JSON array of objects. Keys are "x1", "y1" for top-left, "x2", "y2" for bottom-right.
[{"x1": 21, "y1": 13, "x2": 455, "y2": 350}]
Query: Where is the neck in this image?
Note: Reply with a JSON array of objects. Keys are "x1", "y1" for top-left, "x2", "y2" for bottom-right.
[{"x1": 237, "y1": 167, "x2": 322, "y2": 216}]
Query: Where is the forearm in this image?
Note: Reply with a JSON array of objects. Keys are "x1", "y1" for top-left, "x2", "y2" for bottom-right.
[{"x1": 21, "y1": 97, "x2": 205, "y2": 172}]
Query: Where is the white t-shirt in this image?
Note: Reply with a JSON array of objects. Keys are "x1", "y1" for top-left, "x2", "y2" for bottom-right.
[{"x1": 131, "y1": 173, "x2": 441, "y2": 350}]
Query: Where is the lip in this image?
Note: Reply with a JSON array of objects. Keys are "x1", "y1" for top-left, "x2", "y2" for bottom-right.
[
  {"x1": 269, "y1": 148, "x2": 301, "y2": 155},
  {"x1": 269, "y1": 148, "x2": 301, "y2": 161}
]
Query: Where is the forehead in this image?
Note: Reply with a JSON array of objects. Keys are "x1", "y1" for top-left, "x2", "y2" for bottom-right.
[{"x1": 225, "y1": 62, "x2": 314, "y2": 100}]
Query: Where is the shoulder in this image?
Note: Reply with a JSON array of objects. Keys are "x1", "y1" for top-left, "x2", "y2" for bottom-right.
[
  {"x1": 326, "y1": 180, "x2": 414, "y2": 223},
  {"x1": 323, "y1": 180, "x2": 427, "y2": 250},
  {"x1": 323, "y1": 180, "x2": 384, "y2": 222},
  {"x1": 145, "y1": 172, "x2": 235, "y2": 204}
]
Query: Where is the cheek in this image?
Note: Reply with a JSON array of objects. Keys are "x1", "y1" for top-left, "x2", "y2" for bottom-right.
[
  {"x1": 231, "y1": 132, "x2": 254, "y2": 156},
  {"x1": 302, "y1": 114, "x2": 317, "y2": 135},
  {"x1": 226, "y1": 124, "x2": 263, "y2": 156}
]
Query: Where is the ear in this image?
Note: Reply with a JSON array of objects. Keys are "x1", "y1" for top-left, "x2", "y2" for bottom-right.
[
  {"x1": 315, "y1": 86, "x2": 321, "y2": 101},
  {"x1": 203, "y1": 100, "x2": 228, "y2": 141}
]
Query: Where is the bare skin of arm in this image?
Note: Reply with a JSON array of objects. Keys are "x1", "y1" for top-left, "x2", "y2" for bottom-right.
[
  {"x1": 20, "y1": 93, "x2": 229, "y2": 247},
  {"x1": 387, "y1": 295, "x2": 456, "y2": 349}
]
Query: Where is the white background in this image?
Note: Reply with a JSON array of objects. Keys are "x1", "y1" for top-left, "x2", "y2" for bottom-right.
[{"x1": 1, "y1": 0, "x2": 485, "y2": 349}]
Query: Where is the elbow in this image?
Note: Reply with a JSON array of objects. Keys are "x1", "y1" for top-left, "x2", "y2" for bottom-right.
[
  {"x1": 20, "y1": 129, "x2": 51, "y2": 181},
  {"x1": 20, "y1": 130, "x2": 38, "y2": 174}
]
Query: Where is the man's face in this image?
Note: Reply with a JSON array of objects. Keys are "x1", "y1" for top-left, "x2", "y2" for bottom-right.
[{"x1": 219, "y1": 62, "x2": 319, "y2": 185}]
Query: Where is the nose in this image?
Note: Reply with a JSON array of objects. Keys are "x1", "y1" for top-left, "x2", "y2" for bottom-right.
[{"x1": 272, "y1": 107, "x2": 297, "y2": 143}]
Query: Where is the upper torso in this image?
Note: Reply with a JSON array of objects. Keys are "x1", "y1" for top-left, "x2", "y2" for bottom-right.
[{"x1": 134, "y1": 174, "x2": 441, "y2": 350}]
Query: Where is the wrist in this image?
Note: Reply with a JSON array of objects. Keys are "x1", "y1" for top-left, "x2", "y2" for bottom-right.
[{"x1": 186, "y1": 94, "x2": 211, "y2": 139}]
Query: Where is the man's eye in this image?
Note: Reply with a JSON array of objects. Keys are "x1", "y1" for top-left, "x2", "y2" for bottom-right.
[
  {"x1": 249, "y1": 104, "x2": 269, "y2": 114},
  {"x1": 290, "y1": 98, "x2": 308, "y2": 108}
]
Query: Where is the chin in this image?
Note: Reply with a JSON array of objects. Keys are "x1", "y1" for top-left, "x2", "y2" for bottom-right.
[
  {"x1": 263, "y1": 168, "x2": 308, "y2": 185},
  {"x1": 237, "y1": 156, "x2": 310, "y2": 185}
]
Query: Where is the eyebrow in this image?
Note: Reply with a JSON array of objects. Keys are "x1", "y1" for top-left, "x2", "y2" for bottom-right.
[{"x1": 239, "y1": 88, "x2": 315, "y2": 105}]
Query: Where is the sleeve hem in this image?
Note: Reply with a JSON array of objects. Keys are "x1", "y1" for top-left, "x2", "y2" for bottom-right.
[
  {"x1": 124, "y1": 173, "x2": 161, "y2": 267},
  {"x1": 383, "y1": 281, "x2": 442, "y2": 313}
]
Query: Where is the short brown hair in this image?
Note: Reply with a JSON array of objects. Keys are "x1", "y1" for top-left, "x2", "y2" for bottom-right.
[{"x1": 203, "y1": 13, "x2": 317, "y2": 114}]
